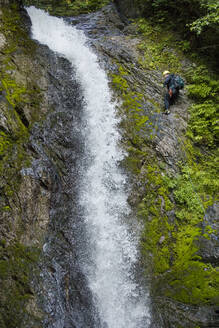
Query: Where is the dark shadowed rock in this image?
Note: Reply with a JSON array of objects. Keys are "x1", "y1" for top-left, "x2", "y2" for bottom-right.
[
  {"x1": 199, "y1": 203, "x2": 219, "y2": 265},
  {"x1": 28, "y1": 45, "x2": 100, "y2": 327},
  {"x1": 113, "y1": 0, "x2": 141, "y2": 19}
]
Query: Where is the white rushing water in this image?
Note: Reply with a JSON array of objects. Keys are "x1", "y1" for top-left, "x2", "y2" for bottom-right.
[{"x1": 27, "y1": 7, "x2": 150, "y2": 328}]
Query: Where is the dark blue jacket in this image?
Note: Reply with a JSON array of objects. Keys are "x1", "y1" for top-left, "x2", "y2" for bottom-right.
[{"x1": 163, "y1": 74, "x2": 176, "y2": 90}]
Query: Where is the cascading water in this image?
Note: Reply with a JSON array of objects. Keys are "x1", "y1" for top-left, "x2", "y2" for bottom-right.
[{"x1": 27, "y1": 6, "x2": 150, "y2": 328}]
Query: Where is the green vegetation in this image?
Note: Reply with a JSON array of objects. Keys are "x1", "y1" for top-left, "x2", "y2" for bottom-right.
[
  {"x1": 136, "y1": 18, "x2": 219, "y2": 148},
  {"x1": 0, "y1": 0, "x2": 217, "y2": 324},
  {"x1": 136, "y1": 19, "x2": 184, "y2": 73},
  {"x1": 141, "y1": 161, "x2": 218, "y2": 304},
  {"x1": 0, "y1": 4, "x2": 44, "y2": 327},
  {"x1": 0, "y1": 241, "x2": 40, "y2": 328},
  {"x1": 133, "y1": 18, "x2": 219, "y2": 306},
  {"x1": 139, "y1": 158, "x2": 218, "y2": 305},
  {"x1": 189, "y1": 1, "x2": 219, "y2": 35},
  {"x1": 109, "y1": 15, "x2": 219, "y2": 309},
  {"x1": 185, "y1": 66, "x2": 219, "y2": 147},
  {"x1": 0, "y1": 5, "x2": 41, "y2": 202},
  {"x1": 111, "y1": 66, "x2": 153, "y2": 147},
  {"x1": 23, "y1": 0, "x2": 109, "y2": 16},
  {"x1": 133, "y1": 0, "x2": 219, "y2": 69}
]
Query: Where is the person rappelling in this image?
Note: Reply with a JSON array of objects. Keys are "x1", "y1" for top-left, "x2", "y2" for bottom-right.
[{"x1": 163, "y1": 70, "x2": 184, "y2": 114}]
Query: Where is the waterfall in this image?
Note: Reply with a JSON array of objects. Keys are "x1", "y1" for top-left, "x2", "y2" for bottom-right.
[{"x1": 27, "y1": 7, "x2": 150, "y2": 328}]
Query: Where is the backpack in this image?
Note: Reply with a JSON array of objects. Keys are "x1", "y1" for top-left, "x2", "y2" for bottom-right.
[{"x1": 173, "y1": 75, "x2": 184, "y2": 90}]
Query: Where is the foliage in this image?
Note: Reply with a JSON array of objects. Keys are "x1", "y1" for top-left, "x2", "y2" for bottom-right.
[
  {"x1": 135, "y1": 0, "x2": 219, "y2": 33},
  {"x1": 135, "y1": 18, "x2": 219, "y2": 148},
  {"x1": 136, "y1": 19, "x2": 184, "y2": 72},
  {"x1": 111, "y1": 16, "x2": 219, "y2": 308},
  {"x1": 0, "y1": 6, "x2": 44, "y2": 326},
  {"x1": 23, "y1": 0, "x2": 109, "y2": 16},
  {"x1": 133, "y1": 0, "x2": 219, "y2": 70},
  {"x1": 0, "y1": 6, "x2": 42, "y2": 203},
  {"x1": 189, "y1": 1, "x2": 219, "y2": 35},
  {"x1": 139, "y1": 159, "x2": 219, "y2": 305},
  {"x1": 185, "y1": 65, "x2": 219, "y2": 146}
]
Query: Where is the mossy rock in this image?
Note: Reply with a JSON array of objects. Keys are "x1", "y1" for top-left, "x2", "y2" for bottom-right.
[
  {"x1": 0, "y1": 4, "x2": 48, "y2": 327},
  {"x1": 0, "y1": 242, "x2": 41, "y2": 328},
  {"x1": 23, "y1": 0, "x2": 110, "y2": 16},
  {"x1": 109, "y1": 17, "x2": 219, "y2": 325}
]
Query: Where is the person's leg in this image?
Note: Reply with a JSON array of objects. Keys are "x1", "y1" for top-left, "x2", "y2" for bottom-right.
[
  {"x1": 171, "y1": 88, "x2": 179, "y2": 104},
  {"x1": 164, "y1": 92, "x2": 170, "y2": 114},
  {"x1": 164, "y1": 92, "x2": 170, "y2": 109}
]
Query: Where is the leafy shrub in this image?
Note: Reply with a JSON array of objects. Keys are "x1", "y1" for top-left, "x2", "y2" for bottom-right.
[
  {"x1": 133, "y1": 0, "x2": 219, "y2": 69},
  {"x1": 190, "y1": 1, "x2": 219, "y2": 35},
  {"x1": 23, "y1": 0, "x2": 109, "y2": 16},
  {"x1": 186, "y1": 66, "x2": 219, "y2": 146}
]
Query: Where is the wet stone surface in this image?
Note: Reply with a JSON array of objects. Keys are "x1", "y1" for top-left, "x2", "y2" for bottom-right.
[
  {"x1": 63, "y1": 5, "x2": 219, "y2": 328},
  {"x1": 28, "y1": 43, "x2": 100, "y2": 327}
]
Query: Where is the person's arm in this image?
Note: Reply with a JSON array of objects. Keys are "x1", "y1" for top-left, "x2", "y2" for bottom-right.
[{"x1": 163, "y1": 75, "x2": 171, "y2": 88}]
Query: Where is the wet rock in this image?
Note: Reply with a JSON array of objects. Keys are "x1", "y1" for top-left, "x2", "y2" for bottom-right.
[
  {"x1": 152, "y1": 297, "x2": 219, "y2": 328},
  {"x1": 0, "y1": 32, "x2": 6, "y2": 49},
  {"x1": 28, "y1": 43, "x2": 99, "y2": 327},
  {"x1": 0, "y1": 4, "x2": 99, "y2": 327},
  {"x1": 68, "y1": 4, "x2": 125, "y2": 38},
  {"x1": 73, "y1": 5, "x2": 190, "y2": 172},
  {"x1": 199, "y1": 203, "x2": 219, "y2": 265},
  {"x1": 68, "y1": 4, "x2": 218, "y2": 328},
  {"x1": 114, "y1": 0, "x2": 141, "y2": 19}
]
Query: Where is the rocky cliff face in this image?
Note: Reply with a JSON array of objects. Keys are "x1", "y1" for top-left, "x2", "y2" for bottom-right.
[
  {"x1": 0, "y1": 2, "x2": 99, "y2": 327},
  {"x1": 0, "y1": 3, "x2": 50, "y2": 326},
  {"x1": 0, "y1": 1, "x2": 218, "y2": 328},
  {"x1": 81, "y1": 6, "x2": 218, "y2": 328}
]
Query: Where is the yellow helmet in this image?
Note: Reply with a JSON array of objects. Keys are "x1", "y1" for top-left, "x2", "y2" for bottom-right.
[{"x1": 163, "y1": 70, "x2": 170, "y2": 76}]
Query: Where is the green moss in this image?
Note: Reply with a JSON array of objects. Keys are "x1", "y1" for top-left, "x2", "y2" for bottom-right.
[
  {"x1": 0, "y1": 6, "x2": 42, "y2": 204},
  {"x1": 135, "y1": 19, "x2": 184, "y2": 73},
  {"x1": 135, "y1": 19, "x2": 219, "y2": 148},
  {"x1": 1, "y1": 77, "x2": 27, "y2": 107},
  {"x1": 111, "y1": 65, "x2": 158, "y2": 149},
  {"x1": 115, "y1": 60, "x2": 219, "y2": 305},
  {"x1": 0, "y1": 242, "x2": 40, "y2": 328},
  {"x1": 0, "y1": 6, "x2": 45, "y2": 325},
  {"x1": 109, "y1": 45, "x2": 218, "y2": 305},
  {"x1": 23, "y1": 0, "x2": 109, "y2": 16},
  {"x1": 139, "y1": 158, "x2": 219, "y2": 305},
  {"x1": 112, "y1": 17, "x2": 219, "y2": 308},
  {"x1": 185, "y1": 65, "x2": 219, "y2": 147}
]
